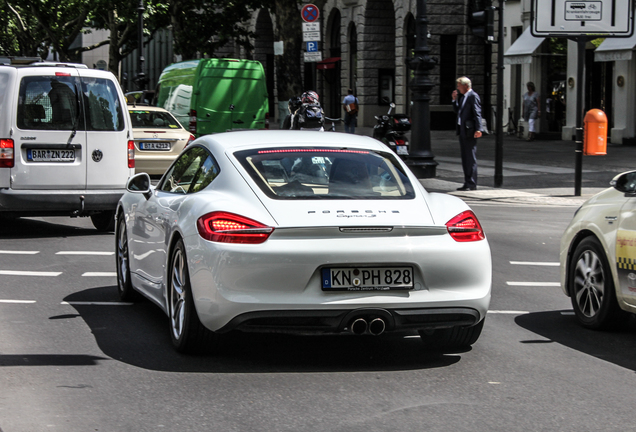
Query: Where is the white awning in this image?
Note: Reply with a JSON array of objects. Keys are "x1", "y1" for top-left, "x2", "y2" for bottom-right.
[
  {"x1": 595, "y1": 33, "x2": 636, "y2": 62},
  {"x1": 504, "y1": 27, "x2": 545, "y2": 65}
]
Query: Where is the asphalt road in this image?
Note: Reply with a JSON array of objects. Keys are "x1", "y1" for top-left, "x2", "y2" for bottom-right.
[{"x1": 1, "y1": 202, "x2": 636, "y2": 432}]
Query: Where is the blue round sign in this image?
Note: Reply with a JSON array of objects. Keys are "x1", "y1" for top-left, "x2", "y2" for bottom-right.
[{"x1": 301, "y1": 4, "x2": 320, "y2": 23}]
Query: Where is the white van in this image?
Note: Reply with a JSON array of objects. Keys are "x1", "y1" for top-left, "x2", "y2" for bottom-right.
[{"x1": 0, "y1": 61, "x2": 135, "y2": 231}]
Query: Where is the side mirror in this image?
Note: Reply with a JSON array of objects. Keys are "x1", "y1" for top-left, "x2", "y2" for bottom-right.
[
  {"x1": 390, "y1": 102, "x2": 396, "y2": 109},
  {"x1": 127, "y1": 172, "x2": 152, "y2": 198},
  {"x1": 610, "y1": 170, "x2": 636, "y2": 196}
]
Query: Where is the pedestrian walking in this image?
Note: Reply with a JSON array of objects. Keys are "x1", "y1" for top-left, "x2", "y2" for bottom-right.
[
  {"x1": 452, "y1": 76, "x2": 483, "y2": 191},
  {"x1": 523, "y1": 82, "x2": 540, "y2": 141},
  {"x1": 342, "y1": 88, "x2": 359, "y2": 134}
]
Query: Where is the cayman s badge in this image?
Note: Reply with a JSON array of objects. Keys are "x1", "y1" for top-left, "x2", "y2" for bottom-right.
[{"x1": 92, "y1": 149, "x2": 103, "y2": 162}]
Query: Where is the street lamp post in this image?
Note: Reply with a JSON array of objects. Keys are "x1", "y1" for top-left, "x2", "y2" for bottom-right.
[{"x1": 405, "y1": 0, "x2": 438, "y2": 178}]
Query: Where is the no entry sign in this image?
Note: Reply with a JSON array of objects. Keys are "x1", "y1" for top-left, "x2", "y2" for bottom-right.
[{"x1": 301, "y1": 4, "x2": 320, "y2": 23}]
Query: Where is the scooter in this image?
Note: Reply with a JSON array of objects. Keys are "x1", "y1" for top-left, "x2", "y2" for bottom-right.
[{"x1": 372, "y1": 103, "x2": 411, "y2": 156}]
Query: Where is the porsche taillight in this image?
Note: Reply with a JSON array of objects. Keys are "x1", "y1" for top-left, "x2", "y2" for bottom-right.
[
  {"x1": 0, "y1": 139, "x2": 15, "y2": 168},
  {"x1": 127, "y1": 140, "x2": 135, "y2": 168},
  {"x1": 197, "y1": 211, "x2": 274, "y2": 244},
  {"x1": 446, "y1": 210, "x2": 485, "y2": 242}
]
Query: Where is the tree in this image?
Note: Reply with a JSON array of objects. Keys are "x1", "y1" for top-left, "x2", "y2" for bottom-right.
[
  {"x1": 273, "y1": 0, "x2": 302, "y2": 100},
  {"x1": 169, "y1": 0, "x2": 271, "y2": 60},
  {"x1": 0, "y1": 1, "x2": 49, "y2": 58}
]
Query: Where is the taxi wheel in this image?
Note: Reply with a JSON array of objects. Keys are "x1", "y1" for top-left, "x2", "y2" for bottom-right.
[
  {"x1": 168, "y1": 239, "x2": 218, "y2": 354},
  {"x1": 419, "y1": 319, "x2": 485, "y2": 349},
  {"x1": 115, "y1": 214, "x2": 140, "y2": 302},
  {"x1": 569, "y1": 237, "x2": 625, "y2": 330},
  {"x1": 91, "y1": 211, "x2": 116, "y2": 232}
]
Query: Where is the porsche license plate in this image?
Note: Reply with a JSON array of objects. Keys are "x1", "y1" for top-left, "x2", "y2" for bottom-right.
[
  {"x1": 27, "y1": 149, "x2": 75, "y2": 162},
  {"x1": 140, "y1": 142, "x2": 170, "y2": 150},
  {"x1": 322, "y1": 267, "x2": 413, "y2": 291}
]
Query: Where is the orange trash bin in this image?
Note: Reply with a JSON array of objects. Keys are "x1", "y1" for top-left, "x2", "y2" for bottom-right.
[{"x1": 584, "y1": 109, "x2": 607, "y2": 155}]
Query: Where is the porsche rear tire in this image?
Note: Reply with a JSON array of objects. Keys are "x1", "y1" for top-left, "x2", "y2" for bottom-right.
[
  {"x1": 168, "y1": 239, "x2": 218, "y2": 354},
  {"x1": 419, "y1": 319, "x2": 485, "y2": 349}
]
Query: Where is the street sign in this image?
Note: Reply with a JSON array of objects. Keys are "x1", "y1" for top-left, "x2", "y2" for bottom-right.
[
  {"x1": 303, "y1": 31, "x2": 321, "y2": 42},
  {"x1": 301, "y1": 4, "x2": 320, "y2": 23},
  {"x1": 306, "y1": 41, "x2": 318, "y2": 52},
  {"x1": 302, "y1": 22, "x2": 319, "y2": 32},
  {"x1": 532, "y1": 0, "x2": 633, "y2": 36},
  {"x1": 304, "y1": 52, "x2": 322, "y2": 62}
]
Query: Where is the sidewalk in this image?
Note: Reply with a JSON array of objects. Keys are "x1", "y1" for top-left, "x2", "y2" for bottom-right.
[{"x1": 351, "y1": 124, "x2": 634, "y2": 206}]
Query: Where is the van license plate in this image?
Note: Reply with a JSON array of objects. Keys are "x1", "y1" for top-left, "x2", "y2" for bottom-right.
[
  {"x1": 140, "y1": 142, "x2": 170, "y2": 151},
  {"x1": 321, "y1": 266, "x2": 413, "y2": 291},
  {"x1": 27, "y1": 149, "x2": 75, "y2": 162}
]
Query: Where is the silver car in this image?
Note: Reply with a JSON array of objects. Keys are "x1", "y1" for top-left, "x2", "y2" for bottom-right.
[{"x1": 115, "y1": 131, "x2": 492, "y2": 353}]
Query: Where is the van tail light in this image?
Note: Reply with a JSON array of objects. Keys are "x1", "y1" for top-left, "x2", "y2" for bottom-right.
[
  {"x1": 189, "y1": 109, "x2": 197, "y2": 134},
  {"x1": 0, "y1": 139, "x2": 14, "y2": 168},
  {"x1": 127, "y1": 140, "x2": 135, "y2": 168},
  {"x1": 265, "y1": 112, "x2": 270, "y2": 129},
  {"x1": 446, "y1": 210, "x2": 485, "y2": 242},
  {"x1": 186, "y1": 134, "x2": 196, "y2": 147},
  {"x1": 197, "y1": 211, "x2": 274, "y2": 244}
]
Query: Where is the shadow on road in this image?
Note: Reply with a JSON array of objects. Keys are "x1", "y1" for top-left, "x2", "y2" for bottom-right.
[
  {"x1": 63, "y1": 287, "x2": 462, "y2": 373},
  {"x1": 0, "y1": 216, "x2": 110, "y2": 239},
  {"x1": 515, "y1": 310, "x2": 636, "y2": 372}
]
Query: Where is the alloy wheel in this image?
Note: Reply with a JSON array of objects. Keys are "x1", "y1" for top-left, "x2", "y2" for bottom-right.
[
  {"x1": 170, "y1": 248, "x2": 187, "y2": 341},
  {"x1": 573, "y1": 249, "x2": 605, "y2": 318}
]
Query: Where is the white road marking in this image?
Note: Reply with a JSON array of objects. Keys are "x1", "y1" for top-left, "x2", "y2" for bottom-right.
[
  {"x1": 82, "y1": 272, "x2": 117, "y2": 277},
  {"x1": 507, "y1": 282, "x2": 561, "y2": 287},
  {"x1": 0, "y1": 299, "x2": 36, "y2": 304},
  {"x1": 56, "y1": 251, "x2": 114, "y2": 256},
  {"x1": 0, "y1": 270, "x2": 61, "y2": 276},
  {"x1": 61, "y1": 301, "x2": 133, "y2": 306},
  {"x1": 488, "y1": 310, "x2": 529, "y2": 314},
  {"x1": 0, "y1": 250, "x2": 39, "y2": 255},
  {"x1": 510, "y1": 261, "x2": 559, "y2": 266}
]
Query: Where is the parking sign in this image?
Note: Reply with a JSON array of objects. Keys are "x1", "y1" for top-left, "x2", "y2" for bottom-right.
[{"x1": 306, "y1": 41, "x2": 318, "y2": 52}]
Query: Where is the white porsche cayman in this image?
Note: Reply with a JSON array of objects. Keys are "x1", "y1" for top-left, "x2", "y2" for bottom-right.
[{"x1": 115, "y1": 131, "x2": 491, "y2": 353}]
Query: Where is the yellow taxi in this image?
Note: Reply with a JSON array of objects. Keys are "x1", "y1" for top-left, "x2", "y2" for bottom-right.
[{"x1": 560, "y1": 170, "x2": 636, "y2": 329}]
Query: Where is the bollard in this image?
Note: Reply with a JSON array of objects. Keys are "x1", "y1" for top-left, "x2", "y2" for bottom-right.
[{"x1": 583, "y1": 109, "x2": 607, "y2": 155}]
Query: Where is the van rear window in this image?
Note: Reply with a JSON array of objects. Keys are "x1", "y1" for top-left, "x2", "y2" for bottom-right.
[
  {"x1": 18, "y1": 76, "x2": 80, "y2": 131},
  {"x1": 17, "y1": 76, "x2": 124, "y2": 132},
  {"x1": 81, "y1": 78, "x2": 125, "y2": 131}
]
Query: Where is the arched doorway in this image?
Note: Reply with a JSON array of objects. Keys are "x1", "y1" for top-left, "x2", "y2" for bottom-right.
[
  {"x1": 361, "y1": 0, "x2": 396, "y2": 125},
  {"x1": 254, "y1": 10, "x2": 275, "y2": 120},
  {"x1": 348, "y1": 23, "x2": 357, "y2": 94}
]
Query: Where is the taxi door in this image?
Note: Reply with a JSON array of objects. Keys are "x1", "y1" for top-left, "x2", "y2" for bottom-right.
[{"x1": 614, "y1": 198, "x2": 636, "y2": 307}]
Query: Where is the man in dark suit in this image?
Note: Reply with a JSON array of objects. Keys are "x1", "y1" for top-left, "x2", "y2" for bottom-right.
[{"x1": 452, "y1": 76, "x2": 483, "y2": 191}]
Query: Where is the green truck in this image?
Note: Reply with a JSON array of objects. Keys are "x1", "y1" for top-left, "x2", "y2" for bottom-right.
[{"x1": 154, "y1": 58, "x2": 269, "y2": 136}]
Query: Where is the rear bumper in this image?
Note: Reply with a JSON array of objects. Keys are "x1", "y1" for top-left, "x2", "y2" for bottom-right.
[
  {"x1": 217, "y1": 307, "x2": 482, "y2": 335},
  {"x1": 0, "y1": 188, "x2": 125, "y2": 215}
]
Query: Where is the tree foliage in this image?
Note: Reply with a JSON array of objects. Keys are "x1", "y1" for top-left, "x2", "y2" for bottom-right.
[{"x1": 170, "y1": 0, "x2": 271, "y2": 60}]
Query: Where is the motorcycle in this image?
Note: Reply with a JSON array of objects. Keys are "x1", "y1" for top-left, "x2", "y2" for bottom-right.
[{"x1": 372, "y1": 102, "x2": 411, "y2": 157}]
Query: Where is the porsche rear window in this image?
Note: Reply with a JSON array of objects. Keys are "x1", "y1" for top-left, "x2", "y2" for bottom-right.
[{"x1": 235, "y1": 148, "x2": 415, "y2": 200}]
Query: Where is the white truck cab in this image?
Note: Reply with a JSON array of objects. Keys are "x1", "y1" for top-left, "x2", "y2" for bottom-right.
[{"x1": 0, "y1": 60, "x2": 134, "y2": 230}]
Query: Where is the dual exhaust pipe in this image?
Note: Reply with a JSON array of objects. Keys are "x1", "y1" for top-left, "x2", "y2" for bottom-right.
[{"x1": 350, "y1": 317, "x2": 386, "y2": 336}]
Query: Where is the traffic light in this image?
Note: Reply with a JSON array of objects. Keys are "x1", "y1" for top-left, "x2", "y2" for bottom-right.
[{"x1": 470, "y1": 7, "x2": 495, "y2": 41}]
